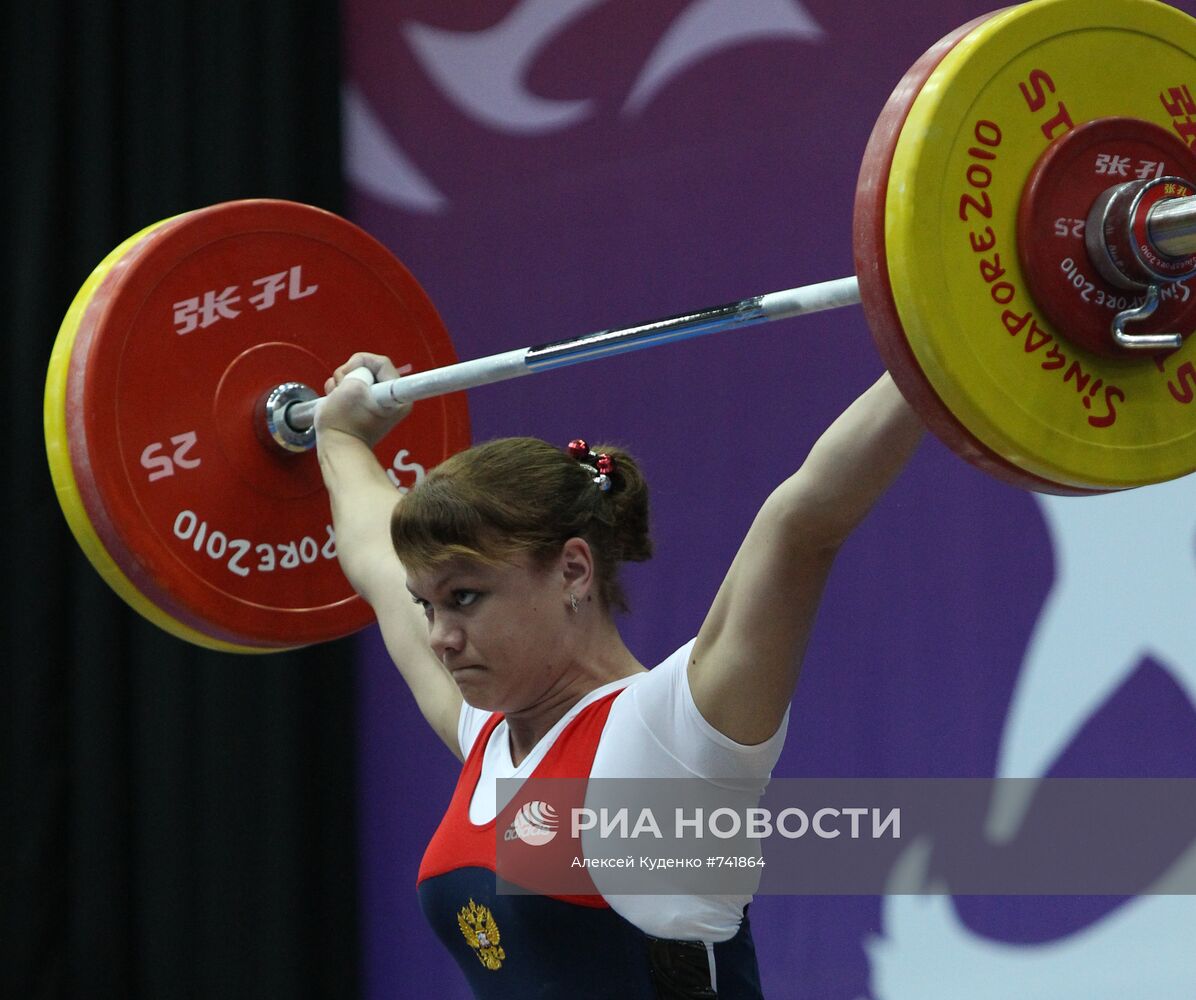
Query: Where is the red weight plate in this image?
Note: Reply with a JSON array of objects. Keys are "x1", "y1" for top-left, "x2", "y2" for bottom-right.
[
  {"x1": 1018, "y1": 116, "x2": 1196, "y2": 358},
  {"x1": 66, "y1": 200, "x2": 471, "y2": 649},
  {"x1": 852, "y1": 8, "x2": 1105, "y2": 496}
]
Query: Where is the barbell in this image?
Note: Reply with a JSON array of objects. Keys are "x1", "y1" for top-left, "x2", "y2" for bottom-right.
[{"x1": 43, "y1": 0, "x2": 1196, "y2": 653}]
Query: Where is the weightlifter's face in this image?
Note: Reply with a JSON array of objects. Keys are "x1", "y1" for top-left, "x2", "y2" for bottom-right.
[{"x1": 406, "y1": 553, "x2": 573, "y2": 712}]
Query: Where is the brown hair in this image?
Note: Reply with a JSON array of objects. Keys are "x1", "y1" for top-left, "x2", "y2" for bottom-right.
[{"x1": 391, "y1": 437, "x2": 652, "y2": 611}]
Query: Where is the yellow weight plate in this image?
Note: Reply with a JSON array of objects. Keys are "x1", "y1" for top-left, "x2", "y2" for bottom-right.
[
  {"x1": 886, "y1": 0, "x2": 1196, "y2": 491},
  {"x1": 45, "y1": 214, "x2": 271, "y2": 654}
]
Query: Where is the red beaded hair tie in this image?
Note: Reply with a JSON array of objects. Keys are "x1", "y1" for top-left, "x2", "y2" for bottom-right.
[{"x1": 566, "y1": 439, "x2": 616, "y2": 493}]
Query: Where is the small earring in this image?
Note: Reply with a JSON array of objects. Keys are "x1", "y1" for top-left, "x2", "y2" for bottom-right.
[{"x1": 569, "y1": 593, "x2": 580, "y2": 614}]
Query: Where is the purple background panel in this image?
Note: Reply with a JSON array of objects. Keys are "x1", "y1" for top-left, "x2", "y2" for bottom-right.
[{"x1": 344, "y1": 2, "x2": 1196, "y2": 997}]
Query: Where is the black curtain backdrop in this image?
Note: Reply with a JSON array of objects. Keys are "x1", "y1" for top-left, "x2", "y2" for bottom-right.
[{"x1": 4, "y1": 3, "x2": 358, "y2": 998}]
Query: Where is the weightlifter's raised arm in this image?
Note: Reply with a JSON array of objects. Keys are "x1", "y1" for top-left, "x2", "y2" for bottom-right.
[
  {"x1": 315, "y1": 353, "x2": 463, "y2": 757},
  {"x1": 689, "y1": 372, "x2": 924, "y2": 745}
]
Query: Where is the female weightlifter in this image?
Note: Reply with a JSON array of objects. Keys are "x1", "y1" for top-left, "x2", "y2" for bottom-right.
[{"x1": 315, "y1": 352, "x2": 923, "y2": 998}]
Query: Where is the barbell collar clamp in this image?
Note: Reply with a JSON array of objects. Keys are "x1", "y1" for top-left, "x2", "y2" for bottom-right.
[
  {"x1": 1088, "y1": 180, "x2": 1196, "y2": 291},
  {"x1": 262, "y1": 382, "x2": 319, "y2": 453}
]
